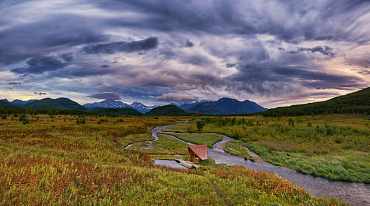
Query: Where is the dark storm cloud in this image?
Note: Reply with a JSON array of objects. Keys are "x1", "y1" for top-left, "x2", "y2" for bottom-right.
[
  {"x1": 83, "y1": 37, "x2": 159, "y2": 54},
  {"x1": 98, "y1": 0, "x2": 247, "y2": 33},
  {"x1": 53, "y1": 66, "x2": 117, "y2": 78},
  {"x1": 34, "y1": 92, "x2": 47, "y2": 96},
  {"x1": 352, "y1": 68, "x2": 370, "y2": 75},
  {"x1": 155, "y1": 92, "x2": 196, "y2": 102},
  {"x1": 319, "y1": 0, "x2": 370, "y2": 18},
  {"x1": 226, "y1": 63, "x2": 237, "y2": 68},
  {"x1": 126, "y1": 87, "x2": 174, "y2": 98},
  {"x1": 11, "y1": 56, "x2": 69, "y2": 75},
  {"x1": 94, "y1": 0, "x2": 370, "y2": 44},
  {"x1": 87, "y1": 92, "x2": 122, "y2": 100},
  {"x1": 288, "y1": 46, "x2": 335, "y2": 56},
  {"x1": 227, "y1": 64, "x2": 364, "y2": 95},
  {"x1": 181, "y1": 55, "x2": 212, "y2": 66},
  {"x1": 9, "y1": 82, "x2": 22, "y2": 85},
  {"x1": 60, "y1": 53, "x2": 74, "y2": 62},
  {"x1": 1, "y1": 0, "x2": 370, "y2": 107},
  {"x1": 0, "y1": 14, "x2": 107, "y2": 64},
  {"x1": 184, "y1": 40, "x2": 194, "y2": 48},
  {"x1": 100, "y1": 87, "x2": 178, "y2": 104},
  {"x1": 273, "y1": 66, "x2": 360, "y2": 88}
]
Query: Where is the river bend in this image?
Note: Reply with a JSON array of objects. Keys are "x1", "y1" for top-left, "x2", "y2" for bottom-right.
[{"x1": 152, "y1": 124, "x2": 370, "y2": 206}]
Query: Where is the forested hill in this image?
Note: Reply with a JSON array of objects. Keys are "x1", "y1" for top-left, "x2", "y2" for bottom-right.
[
  {"x1": 263, "y1": 87, "x2": 370, "y2": 117},
  {"x1": 0, "y1": 100, "x2": 18, "y2": 108},
  {"x1": 181, "y1": 98, "x2": 267, "y2": 115},
  {"x1": 145, "y1": 105, "x2": 187, "y2": 116},
  {"x1": 23, "y1": 98, "x2": 86, "y2": 110}
]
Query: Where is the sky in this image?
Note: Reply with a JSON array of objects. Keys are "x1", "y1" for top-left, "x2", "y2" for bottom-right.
[{"x1": 1, "y1": 0, "x2": 370, "y2": 108}]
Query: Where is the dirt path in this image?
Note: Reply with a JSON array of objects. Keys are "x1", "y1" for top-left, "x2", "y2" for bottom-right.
[
  {"x1": 207, "y1": 178, "x2": 230, "y2": 206},
  {"x1": 139, "y1": 142, "x2": 155, "y2": 149}
]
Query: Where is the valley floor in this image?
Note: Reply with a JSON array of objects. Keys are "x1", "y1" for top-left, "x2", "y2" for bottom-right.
[{"x1": 0, "y1": 114, "x2": 347, "y2": 205}]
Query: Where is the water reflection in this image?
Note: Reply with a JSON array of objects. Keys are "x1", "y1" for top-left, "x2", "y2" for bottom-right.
[{"x1": 154, "y1": 159, "x2": 187, "y2": 169}]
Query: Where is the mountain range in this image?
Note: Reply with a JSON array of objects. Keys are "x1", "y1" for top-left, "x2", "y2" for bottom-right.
[
  {"x1": 180, "y1": 98, "x2": 268, "y2": 114},
  {"x1": 2, "y1": 87, "x2": 370, "y2": 117},
  {"x1": 83, "y1": 98, "x2": 267, "y2": 115},
  {"x1": 83, "y1": 99, "x2": 156, "y2": 114},
  {"x1": 0, "y1": 97, "x2": 267, "y2": 115}
]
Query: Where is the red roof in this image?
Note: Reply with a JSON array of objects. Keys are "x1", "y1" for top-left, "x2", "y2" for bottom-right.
[{"x1": 188, "y1": 144, "x2": 208, "y2": 160}]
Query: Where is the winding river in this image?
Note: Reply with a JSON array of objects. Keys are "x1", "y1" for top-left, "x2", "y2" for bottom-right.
[{"x1": 152, "y1": 124, "x2": 370, "y2": 206}]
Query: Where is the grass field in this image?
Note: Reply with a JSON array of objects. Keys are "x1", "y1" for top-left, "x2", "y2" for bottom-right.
[
  {"x1": 187, "y1": 114, "x2": 370, "y2": 183},
  {"x1": 163, "y1": 133, "x2": 224, "y2": 148},
  {"x1": 223, "y1": 140, "x2": 254, "y2": 161},
  {"x1": 0, "y1": 113, "x2": 346, "y2": 205},
  {"x1": 153, "y1": 134, "x2": 189, "y2": 155}
]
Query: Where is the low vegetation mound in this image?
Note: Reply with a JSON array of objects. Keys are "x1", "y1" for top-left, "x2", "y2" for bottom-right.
[{"x1": 146, "y1": 105, "x2": 187, "y2": 116}]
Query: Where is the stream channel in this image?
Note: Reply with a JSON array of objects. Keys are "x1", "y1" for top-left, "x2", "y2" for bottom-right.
[{"x1": 151, "y1": 124, "x2": 370, "y2": 206}]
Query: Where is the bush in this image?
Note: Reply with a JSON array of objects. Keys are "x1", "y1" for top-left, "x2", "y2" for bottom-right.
[
  {"x1": 76, "y1": 117, "x2": 86, "y2": 124},
  {"x1": 196, "y1": 120, "x2": 205, "y2": 131},
  {"x1": 22, "y1": 118, "x2": 29, "y2": 125},
  {"x1": 231, "y1": 127, "x2": 246, "y2": 139},
  {"x1": 19, "y1": 113, "x2": 27, "y2": 122},
  {"x1": 186, "y1": 125, "x2": 194, "y2": 133},
  {"x1": 198, "y1": 158, "x2": 215, "y2": 166},
  {"x1": 288, "y1": 118, "x2": 294, "y2": 126}
]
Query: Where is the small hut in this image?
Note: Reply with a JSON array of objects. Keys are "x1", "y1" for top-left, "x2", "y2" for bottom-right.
[{"x1": 188, "y1": 144, "x2": 208, "y2": 162}]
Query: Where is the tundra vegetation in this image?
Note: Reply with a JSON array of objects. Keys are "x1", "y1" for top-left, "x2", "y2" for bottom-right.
[
  {"x1": 164, "y1": 114, "x2": 370, "y2": 183},
  {"x1": 0, "y1": 111, "x2": 346, "y2": 205}
]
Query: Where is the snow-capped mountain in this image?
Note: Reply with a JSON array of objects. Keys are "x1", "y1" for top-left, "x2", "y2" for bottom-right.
[
  {"x1": 130, "y1": 102, "x2": 157, "y2": 114},
  {"x1": 83, "y1": 99, "x2": 131, "y2": 109},
  {"x1": 131, "y1": 102, "x2": 156, "y2": 109},
  {"x1": 83, "y1": 99, "x2": 157, "y2": 114}
]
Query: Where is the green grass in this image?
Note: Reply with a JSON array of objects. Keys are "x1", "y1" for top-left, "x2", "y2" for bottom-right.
[
  {"x1": 153, "y1": 134, "x2": 189, "y2": 155},
  {"x1": 162, "y1": 122, "x2": 194, "y2": 133},
  {"x1": 118, "y1": 132, "x2": 154, "y2": 147},
  {"x1": 245, "y1": 142, "x2": 370, "y2": 183},
  {"x1": 209, "y1": 166, "x2": 346, "y2": 206},
  {"x1": 192, "y1": 115, "x2": 370, "y2": 183},
  {"x1": 168, "y1": 133, "x2": 224, "y2": 148},
  {"x1": 0, "y1": 114, "x2": 348, "y2": 205},
  {"x1": 224, "y1": 140, "x2": 253, "y2": 161},
  {"x1": 127, "y1": 134, "x2": 189, "y2": 160},
  {"x1": 128, "y1": 141, "x2": 178, "y2": 160}
]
